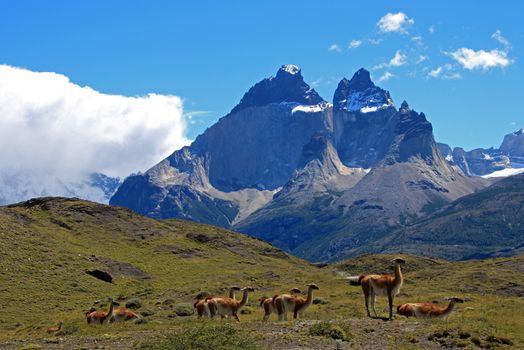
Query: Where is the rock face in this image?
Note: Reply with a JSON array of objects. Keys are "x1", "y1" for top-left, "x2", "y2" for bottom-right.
[
  {"x1": 438, "y1": 127, "x2": 524, "y2": 176},
  {"x1": 112, "y1": 66, "x2": 491, "y2": 261},
  {"x1": 111, "y1": 65, "x2": 331, "y2": 226}
]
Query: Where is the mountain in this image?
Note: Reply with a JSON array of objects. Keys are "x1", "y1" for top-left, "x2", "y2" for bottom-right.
[
  {"x1": 111, "y1": 65, "x2": 331, "y2": 226},
  {"x1": 112, "y1": 65, "x2": 489, "y2": 262},
  {"x1": 243, "y1": 100, "x2": 486, "y2": 261},
  {"x1": 376, "y1": 173, "x2": 524, "y2": 260},
  {"x1": 438, "y1": 128, "x2": 524, "y2": 176},
  {"x1": 0, "y1": 171, "x2": 120, "y2": 205}
]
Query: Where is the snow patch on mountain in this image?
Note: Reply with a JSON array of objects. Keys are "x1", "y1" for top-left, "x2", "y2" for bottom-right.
[
  {"x1": 482, "y1": 167, "x2": 524, "y2": 178},
  {"x1": 344, "y1": 89, "x2": 394, "y2": 113}
]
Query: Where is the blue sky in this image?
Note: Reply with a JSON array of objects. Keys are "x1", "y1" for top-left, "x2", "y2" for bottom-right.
[{"x1": 1, "y1": 0, "x2": 522, "y2": 150}]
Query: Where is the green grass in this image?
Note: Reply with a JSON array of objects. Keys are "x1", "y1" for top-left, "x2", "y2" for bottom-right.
[{"x1": 0, "y1": 197, "x2": 523, "y2": 349}]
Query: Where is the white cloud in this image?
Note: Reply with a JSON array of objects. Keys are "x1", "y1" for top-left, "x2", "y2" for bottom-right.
[
  {"x1": 427, "y1": 64, "x2": 462, "y2": 80},
  {"x1": 491, "y1": 29, "x2": 511, "y2": 48},
  {"x1": 372, "y1": 50, "x2": 408, "y2": 70},
  {"x1": 377, "y1": 12, "x2": 414, "y2": 34},
  {"x1": 378, "y1": 71, "x2": 394, "y2": 82},
  {"x1": 389, "y1": 50, "x2": 408, "y2": 66},
  {"x1": 411, "y1": 35, "x2": 423, "y2": 44},
  {"x1": 328, "y1": 43, "x2": 342, "y2": 52},
  {"x1": 0, "y1": 64, "x2": 189, "y2": 203},
  {"x1": 368, "y1": 38, "x2": 382, "y2": 45},
  {"x1": 416, "y1": 55, "x2": 429, "y2": 64},
  {"x1": 428, "y1": 25, "x2": 435, "y2": 34},
  {"x1": 348, "y1": 40, "x2": 362, "y2": 49},
  {"x1": 448, "y1": 48, "x2": 512, "y2": 70}
]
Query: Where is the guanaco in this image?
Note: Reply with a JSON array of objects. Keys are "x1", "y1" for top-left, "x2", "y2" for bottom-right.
[
  {"x1": 46, "y1": 321, "x2": 63, "y2": 334},
  {"x1": 357, "y1": 257, "x2": 406, "y2": 320},
  {"x1": 273, "y1": 283, "x2": 319, "y2": 321},
  {"x1": 207, "y1": 286, "x2": 255, "y2": 322},
  {"x1": 86, "y1": 298, "x2": 116, "y2": 324},
  {"x1": 195, "y1": 286, "x2": 241, "y2": 319},
  {"x1": 110, "y1": 306, "x2": 139, "y2": 322},
  {"x1": 397, "y1": 297, "x2": 464, "y2": 318},
  {"x1": 260, "y1": 288, "x2": 301, "y2": 321}
]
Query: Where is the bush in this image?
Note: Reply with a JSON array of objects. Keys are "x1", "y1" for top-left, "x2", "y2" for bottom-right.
[
  {"x1": 125, "y1": 298, "x2": 142, "y2": 309},
  {"x1": 312, "y1": 298, "x2": 329, "y2": 305},
  {"x1": 20, "y1": 344, "x2": 41, "y2": 350},
  {"x1": 309, "y1": 322, "x2": 348, "y2": 341},
  {"x1": 136, "y1": 323, "x2": 259, "y2": 350},
  {"x1": 174, "y1": 303, "x2": 194, "y2": 316},
  {"x1": 240, "y1": 306, "x2": 254, "y2": 314},
  {"x1": 55, "y1": 323, "x2": 79, "y2": 336}
]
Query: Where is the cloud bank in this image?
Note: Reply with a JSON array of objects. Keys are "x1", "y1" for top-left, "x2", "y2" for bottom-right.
[{"x1": 0, "y1": 64, "x2": 189, "y2": 203}]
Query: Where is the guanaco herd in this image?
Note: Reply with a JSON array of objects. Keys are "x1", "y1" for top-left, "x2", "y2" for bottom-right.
[{"x1": 47, "y1": 257, "x2": 463, "y2": 333}]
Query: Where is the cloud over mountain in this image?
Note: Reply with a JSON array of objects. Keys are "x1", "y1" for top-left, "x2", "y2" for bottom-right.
[{"x1": 0, "y1": 64, "x2": 188, "y2": 203}]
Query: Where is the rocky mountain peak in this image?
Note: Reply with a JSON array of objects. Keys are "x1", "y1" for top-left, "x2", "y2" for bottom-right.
[
  {"x1": 348, "y1": 68, "x2": 374, "y2": 91},
  {"x1": 400, "y1": 100, "x2": 410, "y2": 112},
  {"x1": 333, "y1": 68, "x2": 394, "y2": 112},
  {"x1": 230, "y1": 64, "x2": 324, "y2": 114}
]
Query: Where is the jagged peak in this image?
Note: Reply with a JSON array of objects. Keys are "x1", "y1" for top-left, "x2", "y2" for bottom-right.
[
  {"x1": 348, "y1": 68, "x2": 375, "y2": 91},
  {"x1": 400, "y1": 100, "x2": 410, "y2": 112},
  {"x1": 231, "y1": 65, "x2": 324, "y2": 114},
  {"x1": 334, "y1": 68, "x2": 394, "y2": 113},
  {"x1": 278, "y1": 64, "x2": 301, "y2": 76}
]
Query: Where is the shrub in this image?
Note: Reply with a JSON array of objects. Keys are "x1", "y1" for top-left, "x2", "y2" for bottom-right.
[
  {"x1": 136, "y1": 323, "x2": 259, "y2": 350},
  {"x1": 240, "y1": 306, "x2": 254, "y2": 314},
  {"x1": 125, "y1": 298, "x2": 142, "y2": 309},
  {"x1": 174, "y1": 303, "x2": 194, "y2": 317},
  {"x1": 55, "y1": 323, "x2": 79, "y2": 336},
  {"x1": 309, "y1": 322, "x2": 347, "y2": 341}
]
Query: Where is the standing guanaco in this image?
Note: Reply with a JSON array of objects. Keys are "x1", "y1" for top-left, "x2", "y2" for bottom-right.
[
  {"x1": 207, "y1": 286, "x2": 255, "y2": 322},
  {"x1": 194, "y1": 286, "x2": 241, "y2": 319},
  {"x1": 273, "y1": 283, "x2": 319, "y2": 321},
  {"x1": 357, "y1": 257, "x2": 406, "y2": 320},
  {"x1": 397, "y1": 297, "x2": 464, "y2": 318},
  {"x1": 260, "y1": 288, "x2": 301, "y2": 321}
]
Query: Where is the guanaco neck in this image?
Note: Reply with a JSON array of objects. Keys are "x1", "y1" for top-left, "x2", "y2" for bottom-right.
[
  {"x1": 238, "y1": 290, "x2": 250, "y2": 308},
  {"x1": 305, "y1": 286, "x2": 315, "y2": 306},
  {"x1": 394, "y1": 263, "x2": 403, "y2": 286},
  {"x1": 228, "y1": 289, "x2": 237, "y2": 299},
  {"x1": 442, "y1": 300, "x2": 456, "y2": 316},
  {"x1": 107, "y1": 300, "x2": 114, "y2": 318}
]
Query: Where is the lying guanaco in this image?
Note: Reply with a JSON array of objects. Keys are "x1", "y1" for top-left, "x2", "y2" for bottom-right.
[
  {"x1": 357, "y1": 257, "x2": 405, "y2": 320},
  {"x1": 86, "y1": 298, "x2": 116, "y2": 324},
  {"x1": 397, "y1": 297, "x2": 464, "y2": 318},
  {"x1": 46, "y1": 321, "x2": 63, "y2": 334},
  {"x1": 260, "y1": 288, "x2": 301, "y2": 321},
  {"x1": 273, "y1": 283, "x2": 319, "y2": 321}
]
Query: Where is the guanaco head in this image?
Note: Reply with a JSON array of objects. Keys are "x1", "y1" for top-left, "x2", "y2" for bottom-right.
[
  {"x1": 241, "y1": 286, "x2": 255, "y2": 292},
  {"x1": 391, "y1": 257, "x2": 406, "y2": 265},
  {"x1": 290, "y1": 288, "x2": 302, "y2": 294},
  {"x1": 230, "y1": 286, "x2": 242, "y2": 291},
  {"x1": 447, "y1": 297, "x2": 464, "y2": 303},
  {"x1": 306, "y1": 283, "x2": 319, "y2": 290}
]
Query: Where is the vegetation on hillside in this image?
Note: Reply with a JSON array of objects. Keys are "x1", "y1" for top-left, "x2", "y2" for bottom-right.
[{"x1": 0, "y1": 198, "x2": 522, "y2": 349}]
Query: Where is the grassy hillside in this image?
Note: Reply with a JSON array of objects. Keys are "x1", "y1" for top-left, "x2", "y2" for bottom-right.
[
  {"x1": 0, "y1": 198, "x2": 523, "y2": 349},
  {"x1": 379, "y1": 173, "x2": 524, "y2": 260}
]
